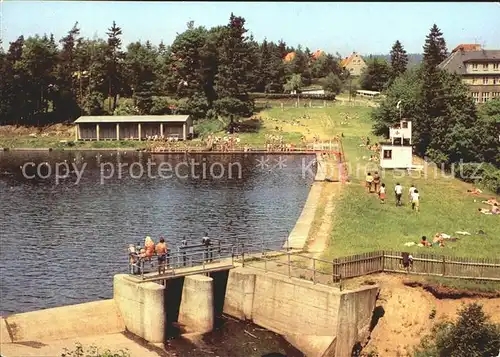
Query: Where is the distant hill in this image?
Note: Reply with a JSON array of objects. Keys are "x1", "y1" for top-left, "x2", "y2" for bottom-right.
[{"x1": 363, "y1": 53, "x2": 424, "y2": 68}]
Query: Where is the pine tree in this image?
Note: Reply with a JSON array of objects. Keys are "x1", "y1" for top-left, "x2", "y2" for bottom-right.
[
  {"x1": 105, "y1": 21, "x2": 124, "y2": 112},
  {"x1": 214, "y1": 13, "x2": 254, "y2": 116},
  {"x1": 390, "y1": 40, "x2": 408, "y2": 80},
  {"x1": 423, "y1": 24, "x2": 448, "y2": 69}
]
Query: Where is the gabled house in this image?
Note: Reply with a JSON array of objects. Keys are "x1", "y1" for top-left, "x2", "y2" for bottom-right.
[{"x1": 341, "y1": 52, "x2": 367, "y2": 76}]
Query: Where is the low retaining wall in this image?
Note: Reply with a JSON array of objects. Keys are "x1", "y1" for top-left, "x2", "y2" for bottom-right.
[
  {"x1": 284, "y1": 182, "x2": 323, "y2": 250},
  {"x1": 224, "y1": 267, "x2": 379, "y2": 357},
  {"x1": 1, "y1": 300, "x2": 124, "y2": 343}
]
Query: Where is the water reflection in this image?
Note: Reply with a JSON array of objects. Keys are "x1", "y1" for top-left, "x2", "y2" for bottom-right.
[{"x1": 0, "y1": 151, "x2": 315, "y2": 315}]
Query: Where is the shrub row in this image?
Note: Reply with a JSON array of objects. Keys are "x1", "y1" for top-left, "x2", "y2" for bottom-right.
[{"x1": 248, "y1": 92, "x2": 337, "y2": 100}]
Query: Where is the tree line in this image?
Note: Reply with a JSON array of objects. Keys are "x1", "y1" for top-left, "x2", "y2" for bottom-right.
[
  {"x1": 371, "y1": 24, "x2": 500, "y2": 193},
  {"x1": 0, "y1": 13, "x2": 355, "y2": 126}
]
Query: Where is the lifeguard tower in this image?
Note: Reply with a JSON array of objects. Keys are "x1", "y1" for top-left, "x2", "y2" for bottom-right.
[{"x1": 379, "y1": 119, "x2": 413, "y2": 169}]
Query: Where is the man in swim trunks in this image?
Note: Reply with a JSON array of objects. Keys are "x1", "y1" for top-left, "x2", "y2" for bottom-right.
[{"x1": 156, "y1": 238, "x2": 168, "y2": 275}]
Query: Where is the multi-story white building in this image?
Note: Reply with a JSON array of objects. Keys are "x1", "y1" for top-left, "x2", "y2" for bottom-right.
[{"x1": 439, "y1": 44, "x2": 500, "y2": 104}]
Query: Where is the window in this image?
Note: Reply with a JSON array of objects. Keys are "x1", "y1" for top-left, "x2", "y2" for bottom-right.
[
  {"x1": 482, "y1": 92, "x2": 490, "y2": 102},
  {"x1": 483, "y1": 77, "x2": 489, "y2": 85},
  {"x1": 472, "y1": 77, "x2": 477, "y2": 84},
  {"x1": 472, "y1": 63, "x2": 478, "y2": 71},
  {"x1": 402, "y1": 121, "x2": 408, "y2": 129},
  {"x1": 494, "y1": 63, "x2": 499, "y2": 71},
  {"x1": 483, "y1": 64, "x2": 488, "y2": 70},
  {"x1": 383, "y1": 150, "x2": 392, "y2": 160},
  {"x1": 471, "y1": 92, "x2": 479, "y2": 104},
  {"x1": 492, "y1": 92, "x2": 500, "y2": 98},
  {"x1": 494, "y1": 77, "x2": 499, "y2": 85}
]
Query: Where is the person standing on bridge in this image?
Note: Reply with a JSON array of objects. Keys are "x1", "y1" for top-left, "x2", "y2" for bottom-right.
[
  {"x1": 156, "y1": 238, "x2": 168, "y2": 275},
  {"x1": 202, "y1": 232, "x2": 212, "y2": 262},
  {"x1": 181, "y1": 236, "x2": 188, "y2": 266}
]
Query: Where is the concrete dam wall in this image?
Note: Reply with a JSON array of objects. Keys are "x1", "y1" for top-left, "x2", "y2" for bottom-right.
[
  {"x1": 0, "y1": 299, "x2": 125, "y2": 344},
  {"x1": 224, "y1": 267, "x2": 379, "y2": 357}
]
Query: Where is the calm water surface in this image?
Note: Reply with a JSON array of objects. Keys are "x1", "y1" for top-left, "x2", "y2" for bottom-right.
[{"x1": 0, "y1": 151, "x2": 315, "y2": 315}]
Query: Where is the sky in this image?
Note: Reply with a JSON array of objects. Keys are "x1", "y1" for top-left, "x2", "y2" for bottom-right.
[{"x1": 1, "y1": 1, "x2": 500, "y2": 56}]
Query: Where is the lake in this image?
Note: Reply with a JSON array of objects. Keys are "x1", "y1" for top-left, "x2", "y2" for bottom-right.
[{"x1": 0, "y1": 150, "x2": 315, "y2": 315}]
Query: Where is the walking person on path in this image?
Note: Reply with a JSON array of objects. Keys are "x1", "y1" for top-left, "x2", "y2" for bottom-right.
[
  {"x1": 409, "y1": 184, "x2": 416, "y2": 206},
  {"x1": 395, "y1": 182, "x2": 403, "y2": 206},
  {"x1": 411, "y1": 189, "x2": 420, "y2": 212},
  {"x1": 365, "y1": 172, "x2": 374, "y2": 193},
  {"x1": 378, "y1": 183, "x2": 386, "y2": 204},
  {"x1": 373, "y1": 171, "x2": 381, "y2": 193}
]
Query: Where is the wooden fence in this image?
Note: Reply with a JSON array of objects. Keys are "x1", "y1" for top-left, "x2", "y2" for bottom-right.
[{"x1": 332, "y1": 251, "x2": 500, "y2": 282}]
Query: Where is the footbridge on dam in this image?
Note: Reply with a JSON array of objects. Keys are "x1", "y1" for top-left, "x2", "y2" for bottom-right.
[{"x1": 126, "y1": 238, "x2": 342, "y2": 287}]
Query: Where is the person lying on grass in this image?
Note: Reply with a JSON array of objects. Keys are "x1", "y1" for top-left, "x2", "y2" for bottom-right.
[
  {"x1": 482, "y1": 198, "x2": 499, "y2": 206},
  {"x1": 467, "y1": 187, "x2": 483, "y2": 195},
  {"x1": 478, "y1": 205, "x2": 499, "y2": 215},
  {"x1": 420, "y1": 236, "x2": 432, "y2": 247}
]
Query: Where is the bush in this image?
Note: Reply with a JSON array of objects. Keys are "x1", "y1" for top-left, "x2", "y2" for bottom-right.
[
  {"x1": 113, "y1": 98, "x2": 139, "y2": 116},
  {"x1": 248, "y1": 92, "x2": 337, "y2": 100},
  {"x1": 414, "y1": 303, "x2": 500, "y2": 357},
  {"x1": 149, "y1": 96, "x2": 171, "y2": 115},
  {"x1": 61, "y1": 343, "x2": 130, "y2": 357}
]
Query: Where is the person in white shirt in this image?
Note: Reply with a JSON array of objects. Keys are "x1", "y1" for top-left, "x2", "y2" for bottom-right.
[
  {"x1": 378, "y1": 183, "x2": 386, "y2": 204},
  {"x1": 394, "y1": 183, "x2": 403, "y2": 206},
  {"x1": 409, "y1": 184, "x2": 416, "y2": 203},
  {"x1": 411, "y1": 189, "x2": 420, "y2": 211}
]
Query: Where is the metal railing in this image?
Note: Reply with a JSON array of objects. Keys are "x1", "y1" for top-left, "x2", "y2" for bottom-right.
[
  {"x1": 127, "y1": 237, "x2": 343, "y2": 288},
  {"x1": 237, "y1": 246, "x2": 342, "y2": 289},
  {"x1": 129, "y1": 241, "x2": 237, "y2": 280}
]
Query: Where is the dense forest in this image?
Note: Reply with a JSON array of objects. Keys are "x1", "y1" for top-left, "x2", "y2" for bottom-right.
[{"x1": 0, "y1": 13, "x2": 359, "y2": 126}]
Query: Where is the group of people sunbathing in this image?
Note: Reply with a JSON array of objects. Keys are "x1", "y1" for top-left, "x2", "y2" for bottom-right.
[
  {"x1": 478, "y1": 197, "x2": 500, "y2": 215},
  {"x1": 420, "y1": 233, "x2": 457, "y2": 248}
]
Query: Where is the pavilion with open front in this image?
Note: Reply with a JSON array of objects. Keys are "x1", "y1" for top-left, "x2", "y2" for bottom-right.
[{"x1": 73, "y1": 115, "x2": 194, "y2": 141}]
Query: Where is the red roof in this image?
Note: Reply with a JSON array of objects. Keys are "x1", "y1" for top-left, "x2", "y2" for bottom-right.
[
  {"x1": 311, "y1": 49, "x2": 325, "y2": 59},
  {"x1": 284, "y1": 52, "x2": 296, "y2": 62},
  {"x1": 452, "y1": 44, "x2": 481, "y2": 53}
]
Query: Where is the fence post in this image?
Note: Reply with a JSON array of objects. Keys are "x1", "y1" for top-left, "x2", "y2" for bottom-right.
[
  {"x1": 313, "y1": 258, "x2": 316, "y2": 284},
  {"x1": 242, "y1": 250, "x2": 245, "y2": 267},
  {"x1": 339, "y1": 273, "x2": 343, "y2": 291},
  {"x1": 264, "y1": 251, "x2": 267, "y2": 273},
  {"x1": 381, "y1": 250, "x2": 386, "y2": 272},
  {"x1": 442, "y1": 256, "x2": 446, "y2": 277},
  {"x1": 287, "y1": 250, "x2": 291, "y2": 278}
]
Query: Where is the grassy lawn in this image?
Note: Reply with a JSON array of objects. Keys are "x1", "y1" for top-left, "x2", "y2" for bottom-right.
[{"x1": 232, "y1": 103, "x2": 500, "y2": 260}]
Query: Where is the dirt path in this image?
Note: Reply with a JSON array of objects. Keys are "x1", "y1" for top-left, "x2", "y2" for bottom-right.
[
  {"x1": 344, "y1": 273, "x2": 500, "y2": 356},
  {"x1": 306, "y1": 182, "x2": 341, "y2": 257}
]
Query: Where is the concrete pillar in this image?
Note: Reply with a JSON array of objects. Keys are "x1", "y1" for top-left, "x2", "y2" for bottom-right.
[
  {"x1": 160, "y1": 123, "x2": 164, "y2": 137},
  {"x1": 223, "y1": 268, "x2": 256, "y2": 321},
  {"x1": 96, "y1": 124, "x2": 100, "y2": 141},
  {"x1": 74, "y1": 125, "x2": 79, "y2": 141},
  {"x1": 116, "y1": 123, "x2": 120, "y2": 140},
  {"x1": 138, "y1": 123, "x2": 142, "y2": 141},
  {"x1": 113, "y1": 274, "x2": 165, "y2": 343},
  {"x1": 182, "y1": 123, "x2": 187, "y2": 140},
  {"x1": 178, "y1": 274, "x2": 214, "y2": 333}
]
